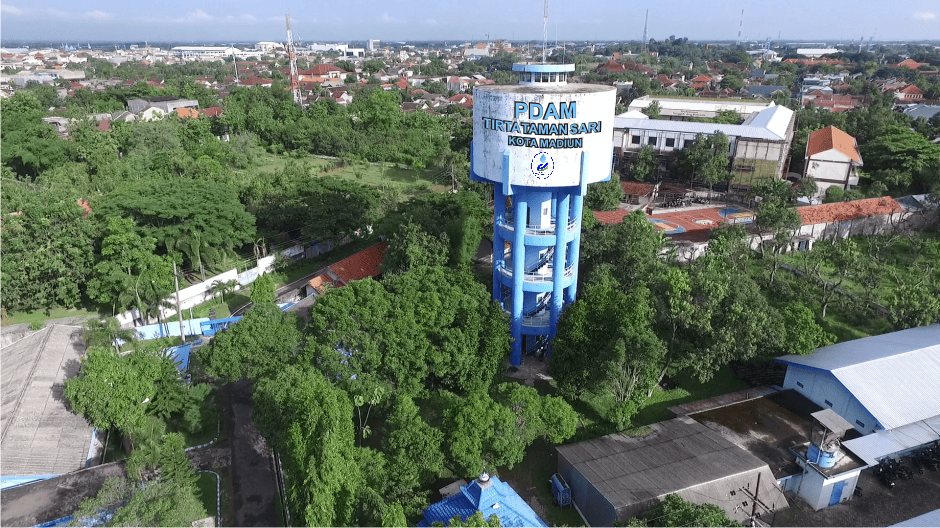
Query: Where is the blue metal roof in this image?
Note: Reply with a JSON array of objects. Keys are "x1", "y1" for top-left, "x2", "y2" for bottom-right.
[
  {"x1": 776, "y1": 325, "x2": 940, "y2": 430},
  {"x1": 418, "y1": 476, "x2": 547, "y2": 527}
]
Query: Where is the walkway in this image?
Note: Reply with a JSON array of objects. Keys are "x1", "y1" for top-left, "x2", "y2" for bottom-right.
[{"x1": 222, "y1": 380, "x2": 278, "y2": 527}]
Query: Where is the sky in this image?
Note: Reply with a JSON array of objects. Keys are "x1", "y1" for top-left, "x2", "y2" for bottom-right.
[{"x1": 1, "y1": 0, "x2": 939, "y2": 44}]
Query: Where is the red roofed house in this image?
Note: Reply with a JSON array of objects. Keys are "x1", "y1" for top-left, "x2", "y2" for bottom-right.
[
  {"x1": 804, "y1": 126, "x2": 863, "y2": 199},
  {"x1": 792, "y1": 197, "x2": 905, "y2": 249},
  {"x1": 304, "y1": 242, "x2": 388, "y2": 296},
  {"x1": 894, "y1": 58, "x2": 927, "y2": 70},
  {"x1": 893, "y1": 85, "x2": 924, "y2": 101},
  {"x1": 175, "y1": 107, "x2": 200, "y2": 119}
]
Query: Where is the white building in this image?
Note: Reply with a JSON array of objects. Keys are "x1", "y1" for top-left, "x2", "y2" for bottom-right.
[
  {"x1": 796, "y1": 48, "x2": 841, "y2": 59},
  {"x1": 804, "y1": 126, "x2": 862, "y2": 199},
  {"x1": 776, "y1": 324, "x2": 940, "y2": 442},
  {"x1": 627, "y1": 95, "x2": 774, "y2": 121}
]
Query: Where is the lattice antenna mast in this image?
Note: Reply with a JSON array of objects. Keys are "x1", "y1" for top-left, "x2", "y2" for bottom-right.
[
  {"x1": 542, "y1": 0, "x2": 549, "y2": 63},
  {"x1": 642, "y1": 10, "x2": 649, "y2": 53},
  {"x1": 286, "y1": 14, "x2": 302, "y2": 106},
  {"x1": 737, "y1": 9, "x2": 744, "y2": 45}
]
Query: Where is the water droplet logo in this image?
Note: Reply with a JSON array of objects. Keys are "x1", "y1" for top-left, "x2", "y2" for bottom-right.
[{"x1": 530, "y1": 152, "x2": 554, "y2": 180}]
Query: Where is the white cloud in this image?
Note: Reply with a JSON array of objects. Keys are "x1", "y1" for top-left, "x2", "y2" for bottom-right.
[
  {"x1": 1, "y1": 4, "x2": 22, "y2": 15},
  {"x1": 187, "y1": 9, "x2": 212, "y2": 22},
  {"x1": 381, "y1": 12, "x2": 402, "y2": 23},
  {"x1": 914, "y1": 11, "x2": 936, "y2": 20},
  {"x1": 84, "y1": 10, "x2": 112, "y2": 21},
  {"x1": 241, "y1": 13, "x2": 256, "y2": 21},
  {"x1": 425, "y1": 18, "x2": 439, "y2": 26}
]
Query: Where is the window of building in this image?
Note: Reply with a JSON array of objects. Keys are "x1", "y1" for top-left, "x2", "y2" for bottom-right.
[
  {"x1": 632, "y1": 135, "x2": 641, "y2": 145},
  {"x1": 665, "y1": 138, "x2": 676, "y2": 148},
  {"x1": 648, "y1": 137, "x2": 657, "y2": 146},
  {"x1": 683, "y1": 139, "x2": 694, "y2": 149},
  {"x1": 856, "y1": 420, "x2": 865, "y2": 428},
  {"x1": 796, "y1": 381, "x2": 804, "y2": 388},
  {"x1": 825, "y1": 399, "x2": 833, "y2": 407}
]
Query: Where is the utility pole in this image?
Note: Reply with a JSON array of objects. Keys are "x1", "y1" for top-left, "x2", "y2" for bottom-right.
[
  {"x1": 642, "y1": 9, "x2": 649, "y2": 53},
  {"x1": 542, "y1": 0, "x2": 549, "y2": 63},
  {"x1": 750, "y1": 472, "x2": 761, "y2": 523},
  {"x1": 173, "y1": 262, "x2": 186, "y2": 344}
]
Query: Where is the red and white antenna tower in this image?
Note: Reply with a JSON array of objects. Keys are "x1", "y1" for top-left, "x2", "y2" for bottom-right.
[{"x1": 286, "y1": 14, "x2": 302, "y2": 105}]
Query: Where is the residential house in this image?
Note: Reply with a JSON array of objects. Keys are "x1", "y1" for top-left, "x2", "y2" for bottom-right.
[
  {"x1": 743, "y1": 85, "x2": 789, "y2": 100},
  {"x1": 446, "y1": 76, "x2": 470, "y2": 93},
  {"x1": 127, "y1": 96, "x2": 198, "y2": 114},
  {"x1": 894, "y1": 85, "x2": 924, "y2": 102},
  {"x1": 804, "y1": 126, "x2": 863, "y2": 199}
]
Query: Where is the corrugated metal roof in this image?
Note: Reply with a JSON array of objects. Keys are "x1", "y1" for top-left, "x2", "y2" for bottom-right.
[
  {"x1": 557, "y1": 417, "x2": 787, "y2": 524},
  {"x1": 418, "y1": 476, "x2": 547, "y2": 527},
  {"x1": 777, "y1": 325, "x2": 940, "y2": 430},
  {"x1": 890, "y1": 508, "x2": 940, "y2": 527},
  {"x1": 842, "y1": 415, "x2": 940, "y2": 465},
  {"x1": 741, "y1": 104, "x2": 794, "y2": 140}
]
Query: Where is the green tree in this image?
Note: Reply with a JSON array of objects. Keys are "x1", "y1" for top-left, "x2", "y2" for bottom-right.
[
  {"x1": 630, "y1": 146, "x2": 658, "y2": 182},
  {"x1": 107, "y1": 479, "x2": 208, "y2": 527},
  {"x1": 642, "y1": 101, "x2": 662, "y2": 119},
  {"x1": 632, "y1": 494, "x2": 741, "y2": 527},
  {"x1": 253, "y1": 366, "x2": 361, "y2": 527},
  {"x1": 776, "y1": 303, "x2": 836, "y2": 355},
  {"x1": 752, "y1": 179, "x2": 803, "y2": 284},
  {"x1": 0, "y1": 186, "x2": 98, "y2": 312},
  {"x1": 580, "y1": 209, "x2": 670, "y2": 288},
  {"x1": 585, "y1": 176, "x2": 625, "y2": 211},
  {"x1": 199, "y1": 303, "x2": 302, "y2": 382},
  {"x1": 677, "y1": 132, "x2": 731, "y2": 189},
  {"x1": 82, "y1": 317, "x2": 138, "y2": 353},
  {"x1": 94, "y1": 178, "x2": 256, "y2": 271},
  {"x1": 382, "y1": 221, "x2": 450, "y2": 275},
  {"x1": 551, "y1": 268, "x2": 665, "y2": 428},
  {"x1": 442, "y1": 391, "x2": 525, "y2": 476},
  {"x1": 297, "y1": 177, "x2": 382, "y2": 245},
  {"x1": 382, "y1": 503, "x2": 408, "y2": 527},
  {"x1": 249, "y1": 273, "x2": 276, "y2": 305},
  {"x1": 64, "y1": 348, "x2": 170, "y2": 433},
  {"x1": 491, "y1": 382, "x2": 579, "y2": 444},
  {"x1": 383, "y1": 395, "x2": 445, "y2": 516},
  {"x1": 886, "y1": 272, "x2": 940, "y2": 330},
  {"x1": 800, "y1": 238, "x2": 863, "y2": 319}
]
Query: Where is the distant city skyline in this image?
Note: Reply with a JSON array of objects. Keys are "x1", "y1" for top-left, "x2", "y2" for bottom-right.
[{"x1": 2, "y1": 0, "x2": 939, "y2": 44}]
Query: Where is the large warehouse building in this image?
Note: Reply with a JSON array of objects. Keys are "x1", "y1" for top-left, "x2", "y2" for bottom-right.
[{"x1": 775, "y1": 325, "x2": 940, "y2": 466}]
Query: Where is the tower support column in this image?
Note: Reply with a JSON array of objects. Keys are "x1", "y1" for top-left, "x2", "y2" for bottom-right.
[
  {"x1": 550, "y1": 192, "x2": 569, "y2": 344},
  {"x1": 510, "y1": 198, "x2": 527, "y2": 365},
  {"x1": 492, "y1": 184, "x2": 506, "y2": 303}
]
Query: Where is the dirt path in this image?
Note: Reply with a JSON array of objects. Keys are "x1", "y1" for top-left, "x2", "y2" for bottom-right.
[{"x1": 223, "y1": 380, "x2": 279, "y2": 527}]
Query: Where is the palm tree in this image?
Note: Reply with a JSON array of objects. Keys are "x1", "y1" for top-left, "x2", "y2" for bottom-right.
[
  {"x1": 82, "y1": 317, "x2": 138, "y2": 352},
  {"x1": 210, "y1": 279, "x2": 238, "y2": 305}
]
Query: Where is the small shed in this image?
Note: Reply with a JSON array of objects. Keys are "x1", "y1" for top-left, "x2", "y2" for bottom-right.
[{"x1": 418, "y1": 474, "x2": 546, "y2": 527}]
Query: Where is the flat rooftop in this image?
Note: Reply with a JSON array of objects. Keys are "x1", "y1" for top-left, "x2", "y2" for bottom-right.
[
  {"x1": 1, "y1": 325, "x2": 95, "y2": 477},
  {"x1": 687, "y1": 389, "x2": 863, "y2": 478}
]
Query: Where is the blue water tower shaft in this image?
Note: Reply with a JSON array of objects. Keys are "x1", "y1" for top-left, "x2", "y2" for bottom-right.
[{"x1": 471, "y1": 63, "x2": 616, "y2": 365}]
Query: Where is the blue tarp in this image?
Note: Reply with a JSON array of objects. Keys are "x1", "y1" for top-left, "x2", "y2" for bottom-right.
[{"x1": 199, "y1": 317, "x2": 242, "y2": 336}]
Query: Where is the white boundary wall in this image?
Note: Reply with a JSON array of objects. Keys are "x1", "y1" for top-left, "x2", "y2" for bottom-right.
[{"x1": 116, "y1": 256, "x2": 276, "y2": 328}]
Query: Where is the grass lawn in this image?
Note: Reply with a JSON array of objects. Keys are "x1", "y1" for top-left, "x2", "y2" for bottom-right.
[
  {"x1": 254, "y1": 151, "x2": 440, "y2": 198},
  {"x1": 196, "y1": 472, "x2": 219, "y2": 522},
  {"x1": 1, "y1": 305, "x2": 100, "y2": 327}
]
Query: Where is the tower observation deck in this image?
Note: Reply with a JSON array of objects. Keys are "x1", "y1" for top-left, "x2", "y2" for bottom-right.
[{"x1": 471, "y1": 63, "x2": 616, "y2": 365}]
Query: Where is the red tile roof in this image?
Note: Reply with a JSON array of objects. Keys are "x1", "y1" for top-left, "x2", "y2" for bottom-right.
[
  {"x1": 797, "y1": 197, "x2": 903, "y2": 226},
  {"x1": 202, "y1": 106, "x2": 223, "y2": 117},
  {"x1": 175, "y1": 107, "x2": 200, "y2": 119},
  {"x1": 895, "y1": 58, "x2": 927, "y2": 70},
  {"x1": 806, "y1": 126, "x2": 861, "y2": 162},
  {"x1": 328, "y1": 242, "x2": 388, "y2": 285},
  {"x1": 593, "y1": 209, "x2": 630, "y2": 225},
  {"x1": 94, "y1": 119, "x2": 111, "y2": 132},
  {"x1": 621, "y1": 181, "x2": 655, "y2": 196}
]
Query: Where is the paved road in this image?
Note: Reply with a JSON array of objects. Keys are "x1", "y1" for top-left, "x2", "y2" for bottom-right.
[{"x1": 223, "y1": 380, "x2": 279, "y2": 527}]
